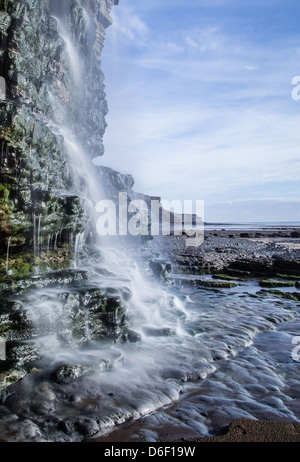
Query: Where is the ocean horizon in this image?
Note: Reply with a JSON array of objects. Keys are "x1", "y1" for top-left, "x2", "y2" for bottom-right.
[{"x1": 204, "y1": 221, "x2": 300, "y2": 230}]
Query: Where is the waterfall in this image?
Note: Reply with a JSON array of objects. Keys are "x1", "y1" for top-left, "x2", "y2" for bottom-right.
[
  {"x1": 47, "y1": 234, "x2": 51, "y2": 255},
  {"x1": 5, "y1": 237, "x2": 11, "y2": 274},
  {"x1": 33, "y1": 214, "x2": 41, "y2": 262},
  {"x1": 53, "y1": 231, "x2": 59, "y2": 254},
  {"x1": 37, "y1": 215, "x2": 41, "y2": 256},
  {"x1": 73, "y1": 231, "x2": 85, "y2": 268},
  {"x1": 37, "y1": 1, "x2": 185, "y2": 361}
]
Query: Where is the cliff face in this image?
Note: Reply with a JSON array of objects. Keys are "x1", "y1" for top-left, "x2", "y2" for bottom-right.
[
  {"x1": 0, "y1": 0, "x2": 139, "y2": 395},
  {"x1": 0, "y1": 0, "x2": 120, "y2": 278}
]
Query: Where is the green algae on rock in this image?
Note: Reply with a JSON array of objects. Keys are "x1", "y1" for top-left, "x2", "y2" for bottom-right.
[
  {"x1": 258, "y1": 289, "x2": 300, "y2": 302},
  {"x1": 259, "y1": 279, "x2": 296, "y2": 288}
]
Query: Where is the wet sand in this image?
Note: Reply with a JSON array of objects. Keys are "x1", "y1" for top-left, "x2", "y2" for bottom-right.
[{"x1": 191, "y1": 418, "x2": 300, "y2": 442}]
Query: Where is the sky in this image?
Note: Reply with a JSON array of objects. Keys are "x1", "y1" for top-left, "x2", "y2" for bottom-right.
[{"x1": 98, "y1": 0, "x2": 300, "y2": 223}]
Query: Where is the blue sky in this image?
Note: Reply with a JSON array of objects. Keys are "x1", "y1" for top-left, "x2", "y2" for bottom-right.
[{"x1": 99, "y1": 0, "x2": 300, "y2": 222}]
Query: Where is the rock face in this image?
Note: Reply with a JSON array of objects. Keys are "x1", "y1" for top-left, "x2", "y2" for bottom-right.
[
  {"x1": 0, "y1": 0, "x2": 120, "y2": 278},
  {"x1": 0, "y1": 1, "x2": 133, "y2": 393}
]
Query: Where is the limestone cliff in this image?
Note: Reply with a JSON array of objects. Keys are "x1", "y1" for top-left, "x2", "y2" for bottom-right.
[{"x1": 0, "y1": 0, "x2": 120, "y2": 278}]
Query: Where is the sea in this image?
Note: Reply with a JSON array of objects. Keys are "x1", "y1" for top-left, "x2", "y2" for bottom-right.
[{"x1": 204, "y1": 222, "x2": 300, "y2": 230}]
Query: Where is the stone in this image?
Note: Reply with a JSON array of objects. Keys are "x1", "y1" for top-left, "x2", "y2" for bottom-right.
[
  {"x1": 127, "y1": 328, "x2": 142, "y2": 343},
  {"x1": 74, "y1": 417, "x2": 99, "y2": 437},
  {"x1": 52, "y1": 365, "x2": 83, "y2": 384},
  {"x1": 291, "y1": 231, "x2": 300, "y2": 238},
  {"x1": 0, "y1": 368, "x2": 27, "y2": 397},
  {"x1": 142, "y1": 326, "x2": 175, "y2": 337},
  {"x1": 52, "y1": 350, "x2": 124, "y2": 384},
  {"x1": 174, "y1": 277, "x2": 238, "y2": 289},
  {"x1": 149, "y1": 260, "x2": 172, "y2": 280},
  {"x1": 58, "y1": 416, "x2": 99, "y2": 437}
]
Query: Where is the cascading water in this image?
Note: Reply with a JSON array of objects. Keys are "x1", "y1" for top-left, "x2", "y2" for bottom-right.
[{"x1": 5, "y1": 237, "x2": 11, "y2": 275}]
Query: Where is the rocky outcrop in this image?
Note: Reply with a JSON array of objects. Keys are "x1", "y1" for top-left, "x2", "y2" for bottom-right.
[
  {"x1": 0, "y1": 1, "x2": 78, "y2": 276},
  {"x1": 150, "y1": 228, "x2": 300, "y2": 277},
  {"x1": 97, "y1": 165, "x2": 135, "y2": 204},
  {"x1": 0, "y1": 0, "x2": 118, "y2": 279}
]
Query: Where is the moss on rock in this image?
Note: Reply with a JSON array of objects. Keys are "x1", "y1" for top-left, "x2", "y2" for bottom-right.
[
  {"x1": 258, "y1": 289, "x2": 300, "y2": 302},
  {"x1": 0, "y1": 368, "x2": 27, "y2": 397},
  {"x1": 259, "y1": 279, "x2": 296, "y2": 288}
]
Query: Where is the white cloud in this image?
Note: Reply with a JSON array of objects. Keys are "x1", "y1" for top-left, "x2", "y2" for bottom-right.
[
  {"x1": 244, "y1": 65, "x2": 258, "y2": 71},
  {"x1": 102, "y1": 1, "x2": 300, "y2": 222},
  {"x1": 110, "y1": 7, "x2": 150, "y2": 48},
  {"x1": 186, "y1": 36, "x2": 198, "y2": 50}
]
